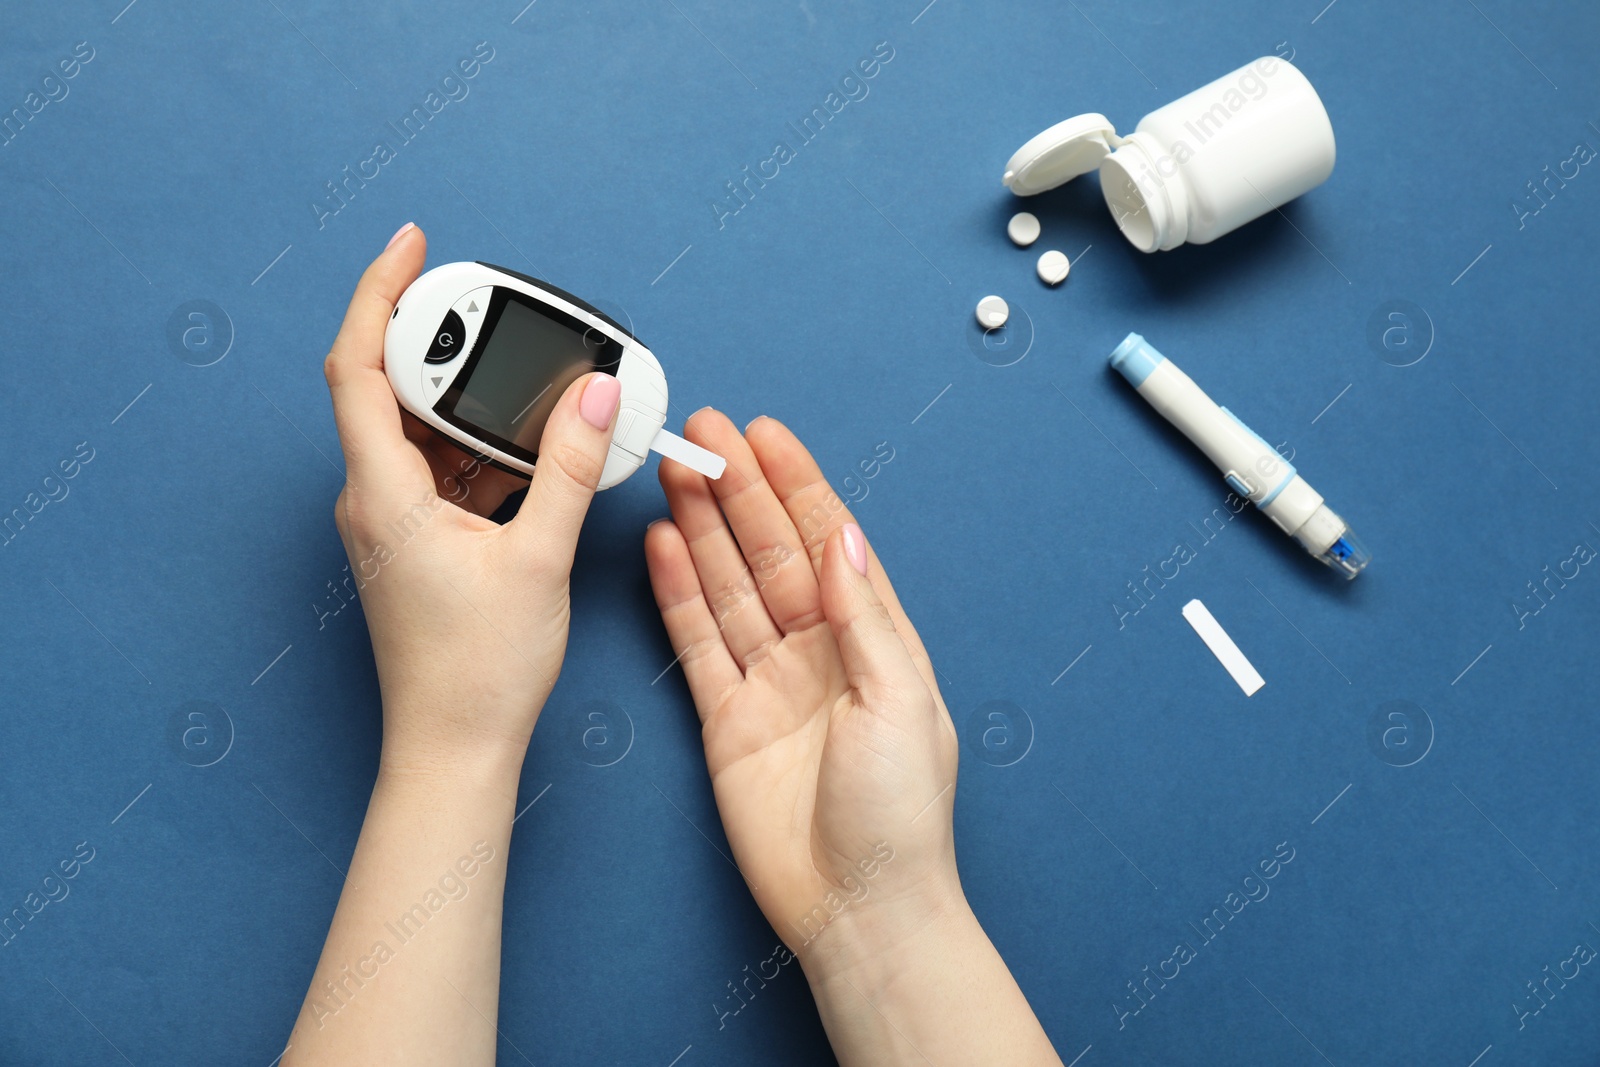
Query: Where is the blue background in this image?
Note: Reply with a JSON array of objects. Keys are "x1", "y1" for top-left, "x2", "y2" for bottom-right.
[{"x1": 2, "y1": 0, "x2": 1598, "y2": 1063}]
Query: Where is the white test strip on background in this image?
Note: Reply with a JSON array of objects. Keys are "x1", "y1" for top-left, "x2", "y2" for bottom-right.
[
  {"x1": 650, "y1": 428, "x2": 727, "y2": 479},
  {"x1": 1181, "y1": 599, "x2": 1265, "y2": 696}
]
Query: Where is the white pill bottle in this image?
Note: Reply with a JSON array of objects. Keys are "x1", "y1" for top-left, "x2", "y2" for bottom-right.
[{"x1": 1003, "y1": 57, "x2": 1335, "y2": 252}]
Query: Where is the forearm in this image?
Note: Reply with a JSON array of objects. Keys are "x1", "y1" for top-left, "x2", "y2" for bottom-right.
[
  {"x1": 801, "y1": 893, "x2": 1064, "y2": 1067},
  {"x1": 285, "y1": 744, "x2": 524, "y2": 1066}
]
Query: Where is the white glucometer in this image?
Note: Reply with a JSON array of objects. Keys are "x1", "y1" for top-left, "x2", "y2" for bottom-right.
[{"x1": 384, "y1": 261, "x2": 724, "y2": 489}]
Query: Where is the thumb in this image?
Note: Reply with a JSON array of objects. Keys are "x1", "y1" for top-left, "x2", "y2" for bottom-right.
[
  {"x1": 506, "y1": 371, "x2": 621, "y2": 564},
  {"x1": 821, "y1": 523, "x2": 923, "y2": 703}
]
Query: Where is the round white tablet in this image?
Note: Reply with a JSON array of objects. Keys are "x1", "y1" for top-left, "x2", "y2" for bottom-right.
[
  {"x1": 1007, "y1": 211, "x2": 1041, "y2": 247},
  {"x1": 975, "y1": 295, "x2": 1009, "y2": 330},
  {"x1": 1036, "y1": 249, "x2": 1070, "y2": 285}
]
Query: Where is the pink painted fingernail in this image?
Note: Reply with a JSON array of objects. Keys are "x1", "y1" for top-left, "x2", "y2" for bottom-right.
[
  {"x1": 842, "y1": 523, "x2": 868, "y2": 576},
  {"x1": 385, "y1": 222, "x2": 415, "y2": 250},
  {"x1": 580, "y1": 373, "x2": 622, "y2": 430}
]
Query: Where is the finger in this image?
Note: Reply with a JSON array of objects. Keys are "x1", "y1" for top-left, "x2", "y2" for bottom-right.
[
  {"x1": 324, "y1": 222, "x2": 431, "y2": 497},
  {"x1": 659, "y1": 455, "x2": 782, "y2": 670},
  {"x1": 747, "y1": 417, "x2": 941, "y2": 692},
  {"x1": 399, "y1": 408, "x2": 513, "y2": 503},
  {"x1": 819, "y1": 523, "x2": 923, "y2": 704},
  {"x1": 505, "y1": 372, "x2": 620, "y2": 567},
  {"x1": 406, "y1": 419, "x2": 528, "y2": 518},
  {"x1": 644, "y1": 519, "x2": 744, "y2": 720},
  {"x1": 682, "y1": 409, "x2": 822, "y2": 633}
]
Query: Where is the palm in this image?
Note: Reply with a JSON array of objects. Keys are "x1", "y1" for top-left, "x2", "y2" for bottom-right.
[
  {"x1": 724, "y1": 626, "x2": 944, "y2": 930},
  {"x1": 645, "y1": 413, "x2": 957, "y2": 949},
  {"x1": 334, "y1": 410, "x2": 573, "y2": 754}
]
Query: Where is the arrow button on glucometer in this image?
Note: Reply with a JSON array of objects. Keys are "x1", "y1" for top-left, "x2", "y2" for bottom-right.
[{"x1": 455, "y1": 288, "x2": 491, "y2": 319}]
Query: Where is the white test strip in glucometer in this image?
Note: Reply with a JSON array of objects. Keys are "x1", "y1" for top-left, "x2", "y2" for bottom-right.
[
  {"x1": 1181, "y1": 599, "x2": 1264, "y2": 697},
  {"x1": 651, "y1": 428, "x2": 726, "y2": 479}
]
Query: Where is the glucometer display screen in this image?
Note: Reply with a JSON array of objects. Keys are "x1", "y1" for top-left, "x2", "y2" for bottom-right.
[{"x1": 441, "y1": 288, "x2": 624, "y2": 463}]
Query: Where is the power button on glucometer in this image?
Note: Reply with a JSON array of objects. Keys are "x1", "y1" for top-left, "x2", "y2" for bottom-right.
[{"x1": 424, "y1": 309, "x2": 466, "y2": 364}]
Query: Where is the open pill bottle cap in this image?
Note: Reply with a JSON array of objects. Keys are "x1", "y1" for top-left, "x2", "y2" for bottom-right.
[{"x1": 1001, "y1": 113, "x2": 1120, "y2": 196}]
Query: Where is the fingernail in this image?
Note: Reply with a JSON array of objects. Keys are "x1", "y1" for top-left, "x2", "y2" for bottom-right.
[
  {"x1": 580, "y1": 373, "x2": 622, "y2": 430},
  {"x1": 744, "y1": 415, "x2": 767, "y2": 433},
  {"x1": 842, "y1": 523, "x2": 868, "y2": 576},
  {"x1": 385, "y1": 222, "x2": 415, "y2": 250}
]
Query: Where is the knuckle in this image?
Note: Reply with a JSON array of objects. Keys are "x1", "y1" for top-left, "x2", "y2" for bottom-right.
[
  {"x1": 836, "y1": 610, "x2": 874, "y2": 646},
  {"x1": 838, "y1": 597, "x2": 894, "y2": 642},
  {"x1": 740, "y1": 637, "x2": 780, "y2": 669},
  {"x1": 546, "y1": 441, "x2": 605, "y2": 493},
  {"x1": 332, "y1": 489, "x2": 350, "y2": 538},
  {"x1": 322, "y1": 349, "x2": 344, "y2": 388},
  {"x1": 678, "y1": 634, "x2": 724, "y2": 671},
  {"x1": 710, "y1": 574, "x2": 758, "y2": 627},
  {"x1": 332, "y1": 483, "x2": 401, "y2": 546},
  {"x1": 797, "y1": 491, "x2": 848, "y2": 545},
  {"x1": 751, "y1": 541, "x2": 797, "y2": 586}
]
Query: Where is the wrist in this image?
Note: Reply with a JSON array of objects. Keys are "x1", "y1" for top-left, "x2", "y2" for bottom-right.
[
  {"x1": 375, "y1": 680, "x2": 547, "y2": 792},
  {"x1": 798, "y1": 881, "x2": 1064, "y2": 1067},
  {"x1": 376, "y1": 729, "x2": 528, "y2": 801},
  {"x1": 797, "y1": 872, "x2": 974, "y2": 997}
]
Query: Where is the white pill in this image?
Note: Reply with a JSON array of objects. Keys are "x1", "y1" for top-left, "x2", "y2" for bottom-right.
[
  {"x1": 975, "y1": 295, "x2": 1009, "y2": 330},
  {"x1": 1036, "y1": 249, "x2": 1070, "y2": 285},
  {"x1": 1007, "y1": 211, "x2": 1041, "y2": 247}
]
